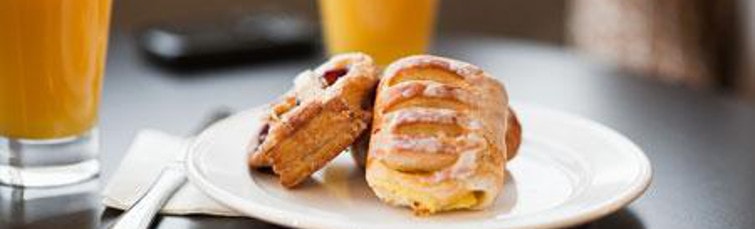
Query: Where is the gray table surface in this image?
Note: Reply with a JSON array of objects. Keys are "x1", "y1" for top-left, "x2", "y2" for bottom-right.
[{"x1": 2, "y1": 33, "x2": 754, "y2": 229}]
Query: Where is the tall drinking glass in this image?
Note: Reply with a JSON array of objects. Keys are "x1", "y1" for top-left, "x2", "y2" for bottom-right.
[
  {"x1": 0, "y1": 0, "x2": 112, "y2": 187},
  {"x1": 319, "y1": 0, "x2": 439, "y2": 65}
]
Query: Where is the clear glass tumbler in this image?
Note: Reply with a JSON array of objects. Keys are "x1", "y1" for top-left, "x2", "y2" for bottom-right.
[{"x1": 0, "y1": 0, "x2": 112, "y2": 187}]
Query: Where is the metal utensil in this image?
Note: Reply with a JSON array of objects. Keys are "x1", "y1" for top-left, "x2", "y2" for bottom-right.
[{"x1": 110, "y1": 109, "x2": 232, "y2": 229}]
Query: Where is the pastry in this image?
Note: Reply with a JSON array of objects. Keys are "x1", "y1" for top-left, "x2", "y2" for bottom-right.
[
  {"x1": 248, "y1": 53, "x2": 379, "y2": 188},
  {"x1": 365, "y1": 55, "x2": 512, "y2": 215}
]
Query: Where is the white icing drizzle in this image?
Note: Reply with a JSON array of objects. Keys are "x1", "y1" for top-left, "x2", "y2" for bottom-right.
[
  {"x1": 422, "y1": 83, "x2": 460, "y2": 98},
  {"x1": 383, "y1": 81, "x2": 476, "y2": 108},
  {"x1": 383, "y1": 55, "x2": 483, "y2": 82},
  {"x1": 383, "y1": 107, "x2": 485, "y2": 133},
  {"x1": 314, "y1": 52, "x2": 370, "y2": 75},
  {"x1": 377, "y1": 132, "x2": 486, "y2": 155},
  {"x1": 421, "y1": 150, "x2": 479, "y2": 183},
  {"x1": 449, "y1": 150, "x2": 478, "y2": 178},
  {"x1": 388, "y1": 108, "x2": 459, "y2": 126},
  {"x1": 388, "y1": 136, "x2": 447, "y2": 153},
  {"x1": 292, "y1": 70, "x2": 326, "y2": 102},
  {"x1": 400, "y1": 86, "x2": 416, "y2": 98},
  {"x1": 467, "y1": 120, "x2": 483, "y2": 130}
]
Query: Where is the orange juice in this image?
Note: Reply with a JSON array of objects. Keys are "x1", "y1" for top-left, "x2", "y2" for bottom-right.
[
  {"x1": 319, "y1": 0, "x2": 438, "y2": 65},
  {"x1": 0, "y1": 0, "x2": 112, "y2": 139}
]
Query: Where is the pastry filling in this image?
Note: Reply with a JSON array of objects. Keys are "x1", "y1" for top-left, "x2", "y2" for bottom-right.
[
  {"x1": 322, "y1": 68, "x2": 348, "y2": 86},
  {"x1": 255, "y1": 123, "x2": 270, "y2": 151},
  {"x1": 369, "y1": 162, "x2": 483, "y2": 215}
]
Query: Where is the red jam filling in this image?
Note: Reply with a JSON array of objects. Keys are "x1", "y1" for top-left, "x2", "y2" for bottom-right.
[
  {"x1": 322, "y1": 68, "x2": 348, "y2": 86},
  {"x1": 256, "y1": 123, "x2": 270, "y2": 149}
]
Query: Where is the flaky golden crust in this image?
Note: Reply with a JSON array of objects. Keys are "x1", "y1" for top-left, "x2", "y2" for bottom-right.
[
  {"x1": 366, "y1": 55, "x2": 511, "y2": 214},
  {"x1": 248, "y1": 53, "x2": 379, "y2": 188},
  {"x1": 268, "y1": 98, "x2": 369, "y2": 187}
]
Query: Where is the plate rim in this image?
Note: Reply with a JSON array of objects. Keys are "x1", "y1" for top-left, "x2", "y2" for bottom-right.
[{"x1": 186, "y1": 103, "x2": 653, "y2": 229}]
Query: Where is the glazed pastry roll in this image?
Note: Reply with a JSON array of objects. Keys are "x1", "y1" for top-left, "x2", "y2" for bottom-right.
[
  {"x1": 248, "y1": 53, "x2": 379, "y2": 188},
  {"x1": 366, "y1": 55, "x2": 512, "y2": 215}
]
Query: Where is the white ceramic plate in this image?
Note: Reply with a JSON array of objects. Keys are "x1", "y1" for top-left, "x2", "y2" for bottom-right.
[{"x1": 186, "y1": 103, "x2": 652, "y2": 229}]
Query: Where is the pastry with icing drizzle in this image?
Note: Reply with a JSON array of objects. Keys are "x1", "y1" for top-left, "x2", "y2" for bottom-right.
[{"x1": 365, "y1": 55, "x2": 520, "y2": 215}]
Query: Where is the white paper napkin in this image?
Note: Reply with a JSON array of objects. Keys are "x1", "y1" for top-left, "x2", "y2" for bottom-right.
[{"x1": 102, "y1": 129, "x2": 242, "y2": 217}]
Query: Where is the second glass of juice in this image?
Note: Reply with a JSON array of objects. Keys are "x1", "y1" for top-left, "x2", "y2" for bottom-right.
[{"x1": 319, "y1": 0, "x2": 439, "y2": 65}]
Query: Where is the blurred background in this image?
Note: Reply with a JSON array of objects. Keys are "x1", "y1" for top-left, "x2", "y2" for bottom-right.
[
  {"x1": 2, "y1": 1, "x2": 753, "y2": 228},
  {"x1": 112, "y1": 0, "x2": 755, "y2": 102}
]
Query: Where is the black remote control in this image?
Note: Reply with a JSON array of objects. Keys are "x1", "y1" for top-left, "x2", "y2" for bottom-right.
[{"x1": 137, "y1": 13, "x2": 319, "y2": 70}]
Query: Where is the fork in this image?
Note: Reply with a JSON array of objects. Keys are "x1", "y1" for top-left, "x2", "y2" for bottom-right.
[{"x1": 110, "y1": 109, "x2": 232, "y2": 229}]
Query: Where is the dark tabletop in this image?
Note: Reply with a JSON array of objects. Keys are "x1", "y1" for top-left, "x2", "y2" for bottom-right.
[{"x1": 2, "y1": 33, "x2": 754, "y2": 229}]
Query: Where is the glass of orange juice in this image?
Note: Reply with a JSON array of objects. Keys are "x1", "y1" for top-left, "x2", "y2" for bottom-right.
[
  {"x1": 0, "y1": 0, "x2": 112, "y2": 187},
  {"x1": 319, "y1": 0, "x2": 439, "y2": 65}
]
